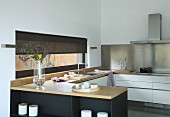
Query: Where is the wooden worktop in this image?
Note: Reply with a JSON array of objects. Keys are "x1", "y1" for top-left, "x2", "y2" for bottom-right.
[
  {"x1": 11, "y1": 67, "x2": 128, "y2": 99},
  {"x1": 11, "y1": 80, "x2": 127, "y2": 99}
]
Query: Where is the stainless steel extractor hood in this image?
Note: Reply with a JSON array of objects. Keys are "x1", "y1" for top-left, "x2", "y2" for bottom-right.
[{"x1": 130, "y1": 13, "x2": 170, "y2": 44}]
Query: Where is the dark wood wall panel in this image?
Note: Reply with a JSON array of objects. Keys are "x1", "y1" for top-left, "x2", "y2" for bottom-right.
[{"x1": 16, "y1": 31, "x2": 87, "y2": 54}]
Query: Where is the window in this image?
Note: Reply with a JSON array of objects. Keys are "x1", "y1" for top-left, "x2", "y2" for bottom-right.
[
  {"x1": 16, "y1": 53, "x2": 83, "y2": 71},
  {"x1": 15, "y1": 31, "x2": 87, "y2": 78}
]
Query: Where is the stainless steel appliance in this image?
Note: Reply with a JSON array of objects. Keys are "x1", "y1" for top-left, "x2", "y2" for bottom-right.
[
  {"x1": 140, "y1": 67, "x2": 152, "y2": 73},
  {"x1": 130, "y1": 13, "x2": 170, "y2": 44},
  {"x1": 102, "y1": 13, "x2": 170, "y2": 73}
]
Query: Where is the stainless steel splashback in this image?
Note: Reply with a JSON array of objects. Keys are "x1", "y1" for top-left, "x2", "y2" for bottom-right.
[
  {"x1": 153, "y1": 44, "x2": 170, "y2": 72},
  {"x1": 101, "y1": 45, "x2": 133, "y2": 70},
  {"x1": 102, "y1": 44, "x2": 170, "y2": 72}
]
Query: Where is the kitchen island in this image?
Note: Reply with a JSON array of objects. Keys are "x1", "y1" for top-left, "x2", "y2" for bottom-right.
[{"x1": 11, "y1": 68, "x2": 128, "y2": 117}]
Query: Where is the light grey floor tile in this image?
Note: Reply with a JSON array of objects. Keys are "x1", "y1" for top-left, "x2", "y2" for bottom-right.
[{"x1": 128, "y1": 105, "x2": 170, "y2": 117}]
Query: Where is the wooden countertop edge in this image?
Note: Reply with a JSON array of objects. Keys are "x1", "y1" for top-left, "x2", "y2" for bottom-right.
[
  {"x1": 11, "y1": 69, "x2": 131, "y2": 87},
  {"x1": 11, "y1": 73, "x2": 108, "y2": 87},
  {"x1": 10, "y1": 75, "x2": 127, "y2": 100},
  {"x1": 112, "y1": 70, "x2": 132, "y2": 74},
  {"x1": 11, "y1": 67, "x2": 129, "y2": 100},
  {"x1": 11, "y1": 67, "x2": 102, "y2": 87},
  {"x1": 71, "y1": 73, "x2": 108, "y2": 83},
  {"x1": 11, "y1": 86, "x2": 127, "y2": 100}
]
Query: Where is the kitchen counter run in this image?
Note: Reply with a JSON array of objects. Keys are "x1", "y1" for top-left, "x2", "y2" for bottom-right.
[
  {"x1": 11, "y1": 67, "x2": 128, "y2": 99},
  {"x1": 11, "y1": 80, "x2": 127, "y2": 99}
]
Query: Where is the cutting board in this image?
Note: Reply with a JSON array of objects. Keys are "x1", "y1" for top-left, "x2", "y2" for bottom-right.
[{"x1": 112, "y1": 70, "x2": 131, "y2": 74}]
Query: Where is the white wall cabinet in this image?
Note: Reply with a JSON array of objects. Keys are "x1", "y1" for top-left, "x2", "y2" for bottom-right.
[{"x1": 114, "y1": 74, "x2": 170, "y2": 105}]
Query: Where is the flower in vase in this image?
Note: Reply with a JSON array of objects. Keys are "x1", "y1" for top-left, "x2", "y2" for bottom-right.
[
  {"x1": 31, "y1": 45, "x2": 49, "y2": 62},
  {"x1": 19, "y1": 45, "x2": 49, "y2": 63}
]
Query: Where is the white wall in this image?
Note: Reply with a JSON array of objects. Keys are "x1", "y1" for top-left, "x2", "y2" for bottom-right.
[
  {"x1": 0, "y1": 0, "x2": 101, "y2": 116},
  {"x1": 0, "y1": 48, "x2": 15, "y2": 117},
  {"x1": 101, "y1": 0, "x2": 170, "y2": 45}
]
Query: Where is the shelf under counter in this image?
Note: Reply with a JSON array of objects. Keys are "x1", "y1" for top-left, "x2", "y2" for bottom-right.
[{"x1": 11, "y1": 89, "x2": 127, "y2": 117}]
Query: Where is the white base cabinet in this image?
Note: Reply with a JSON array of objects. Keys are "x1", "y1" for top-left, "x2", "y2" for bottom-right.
[
  {"x1": 115, "y1": 74, "x2": 153, "y2": 102},
  {"x1": 116, "y1": 81, "x2": 152, "y2": 89},
  {"x1": 128, "y1": 88, "x2": 152, "y2": 102},
  {"x1": 152, "y1": 76, "x2": 170, "y2": 105},
  {"x1": 82, "y1": 74, "x2": 170, "y2": 105},
  {"x1": 153, "y1": 83, "x2": 170, "y2": 90},
  {"x1": 114, "y1": 74, "x2": 170, "y2": 105},
  {"x1": 153, "y1": 90, "x2": 170, "y2": 105}
]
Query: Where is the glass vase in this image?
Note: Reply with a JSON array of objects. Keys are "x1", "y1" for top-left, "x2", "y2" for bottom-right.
[{"x1": 33, "y1": 60, "x2": 45, "y2": 89}]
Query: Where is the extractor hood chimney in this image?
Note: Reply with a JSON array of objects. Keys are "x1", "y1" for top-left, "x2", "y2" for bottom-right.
[
  {"x1": 130, "y1": 13, "x2": 170, "y2": 44},
  {"x1": 148, "y1": 13, "x2": 162, "y2": 41}
]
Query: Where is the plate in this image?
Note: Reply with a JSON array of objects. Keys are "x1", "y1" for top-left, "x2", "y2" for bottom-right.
[{"x1": 72, "y1": 85, "x2": 100, "y2": 93}]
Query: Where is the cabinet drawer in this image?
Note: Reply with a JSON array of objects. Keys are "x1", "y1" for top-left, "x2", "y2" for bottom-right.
[
  {"x1": 153, "y1": 90, "x2": 170, "y2": 105},
  {"x1": 128, "y1": 88, "x2": 152, "y2": 102},
  {"x1": 152, "y1": 76, "x2": 170, "y2": 83},
  {"x1": 114, "y1": 74, "x2": 152, "y2": 82},
  {"x1": 153, "y1": 83, "x2": 170, "y2": 90},
  {"x1": 116, "y1": 81, "x2": 152, "y2": 88}
]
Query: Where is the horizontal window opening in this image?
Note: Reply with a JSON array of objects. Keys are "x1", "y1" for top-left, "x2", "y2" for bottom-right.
[
  {"x1": 16, "y1": 53, "x2": 85, "y2": 78},
  {"x1": 16, "y1": 53, "x2": 83, "y2": 71},
  {"x1": 15, "y1": 31, "x2": 87, "y2": 79}
]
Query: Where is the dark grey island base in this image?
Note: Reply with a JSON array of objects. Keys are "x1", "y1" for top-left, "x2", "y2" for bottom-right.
[{"x1": 11, "y1": 90, "x2": 127, "y2": 117}]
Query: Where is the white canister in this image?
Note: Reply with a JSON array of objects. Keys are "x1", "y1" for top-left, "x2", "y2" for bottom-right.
[
  {"x1": 69, "y1": 72, "x2": 75, "y2": 78},
  {"x1": 18, "y1": 103, "x2": 27, "y2": 115},
  {"x1": 75, "y1": 84, "x2": 80, "y2": 89},
  {"x1": 97, "y1": 112, "x2": 108, "y2": 117},
  {"x1": 83, "y1": 82, "x2": 90, "y2": 88},
  {"x1": 90, "y1": 84, "x2": 98, "y2": 89},
  {"x1": 81, "y1": 84, "x2": 85, "y2": 89},
  {"x1": 29, "y1": 105, "x2": 38, "y2": 116},
  {"x1": 81, "y1": 110, "x2": 92, "y2": 117}
]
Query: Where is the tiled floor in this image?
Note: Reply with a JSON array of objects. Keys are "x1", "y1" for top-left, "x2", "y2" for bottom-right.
[{"x1": 128, "y1": 105, "x2": 170, "y2": 117}]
